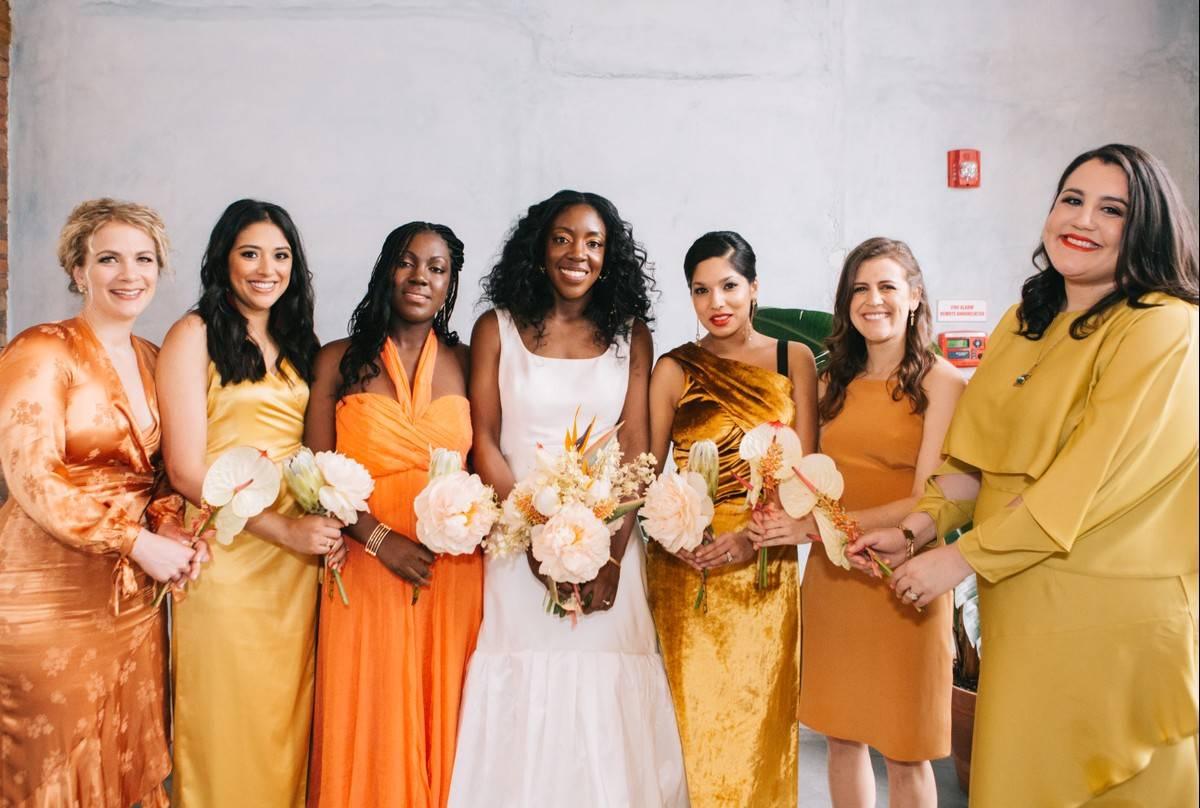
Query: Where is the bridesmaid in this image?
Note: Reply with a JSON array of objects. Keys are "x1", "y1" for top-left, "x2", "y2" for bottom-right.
[
  {"x1": 750, "y1": 238, "x2": 964, "y2": 807},
  {"x1": 157, "y1": 199, "x2": 344, "y2": 807},
  {"x1": 646, "y1": 231, "x2": 818, "y2": 807},
  {"x1": 306, "y1": 222, "x2": 481, "y2": 808},
  {"x1": 856, "y1": 144, "x2": 1198, "y2": 805},
  {"x1": 0, "y1": 199, "x2": 202, "y2": 807}
]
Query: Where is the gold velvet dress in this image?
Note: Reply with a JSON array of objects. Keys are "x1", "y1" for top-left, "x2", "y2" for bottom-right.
[
  {"x1": 0, "y1": 319, "x2": 175, "y2": 808},
  {"x1": 171, "y1": 361, "x2": 319, "y2": 808},
  {"x1": 646, "y1": 341, "x2": 799, "y2": 807},
  {"x1": 918, "y1": 295, "x2": 1198, "y2": 806}
]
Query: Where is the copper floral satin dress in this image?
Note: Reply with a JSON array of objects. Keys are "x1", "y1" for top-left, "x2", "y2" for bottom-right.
[
  {"x1": 0, "y1": 319, "x2": 175, "y2": 808},
  {"x1": 645, "y1": 341, "x2": 800, "y2": 807}
]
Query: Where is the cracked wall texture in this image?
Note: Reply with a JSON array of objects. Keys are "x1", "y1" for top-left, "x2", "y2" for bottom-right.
[{"x1": 7, "y1": 0, "x2": 1198, "y2": 347}]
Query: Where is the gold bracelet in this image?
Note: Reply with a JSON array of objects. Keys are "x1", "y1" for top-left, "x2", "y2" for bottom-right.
[
  {"x1": 901, "y1": 527, "x2": 917, "y2": 559},
  {"x1": 608, "y1": 555, "x2": 622, "y2": 568},
  {"x1": 365, "y1": 524, "x2": 390, "y2": 557}
]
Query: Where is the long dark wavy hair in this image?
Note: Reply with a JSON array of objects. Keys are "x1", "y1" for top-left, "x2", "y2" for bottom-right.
[
  {"x1": 336, "y1": 222, "x2": 464, "y2": 399},
  {"x1": 196, "y1": 199, "x2": 319, "y2": 385},
  {"x1": 481, "y1": 190, "x2": 655, "y2": 348},
  {"x1": 819, "y1": 237, "x2": 935, "y2": 423},
  {"x1": 1019, "y1": 143, "x2": 1199, "y2": 340}
]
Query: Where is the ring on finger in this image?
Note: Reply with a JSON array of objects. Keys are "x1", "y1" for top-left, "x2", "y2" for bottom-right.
[
  {"x1": 725, "y1": 550, "x2": 734, "y2": 564},
  {"x1": 906, "y1": 590, "x2": 920, "y2": 602}
]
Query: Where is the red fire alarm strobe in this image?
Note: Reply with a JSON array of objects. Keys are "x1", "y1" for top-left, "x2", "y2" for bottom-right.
[{"x1": 948, "y1": 149, "x2": 981, "y2": 188}]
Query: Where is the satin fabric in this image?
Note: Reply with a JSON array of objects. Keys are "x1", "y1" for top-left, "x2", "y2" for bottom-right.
[
  {"x1": 645, "y1": 341, "x2": 800, "y2": 807},
  {"x1": 917, "y1": 295, "x2": 1199, "y2": 805},
  {"x1": 448, "y1": 310, "x2": 688, "y2": 807},
  {"x1": 0, "y1": 319, "x2": 172, "y2": 808},
  {"x1": 171, "y1": 360, "x2": 318, "y2": 808},
  {"x1": 309, "y1": 334, "x2": 482, "y2": 808},
  {"x1": 799, "y1": 378, "x2": 952, "y2": 761}
]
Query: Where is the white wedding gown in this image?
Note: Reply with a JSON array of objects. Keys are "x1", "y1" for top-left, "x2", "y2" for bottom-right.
[{"x1": 448, "y1": 310, "x2": 688, "y2": 807}]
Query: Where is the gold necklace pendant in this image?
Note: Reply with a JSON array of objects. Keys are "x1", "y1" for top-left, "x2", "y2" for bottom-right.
[{"x1": 1014, "y1": 372, "x2": 1032, "y2": 386}]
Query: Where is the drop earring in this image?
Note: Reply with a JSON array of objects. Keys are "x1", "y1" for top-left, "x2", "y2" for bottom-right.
[
  {"x1": 908, "y1": 309, "x2": 916, "y2": 327},
  {"x1": 695, "y1": 319, "x2": 703, "y2": 342}
]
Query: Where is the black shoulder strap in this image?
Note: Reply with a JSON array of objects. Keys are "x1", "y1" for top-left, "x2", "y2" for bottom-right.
[{"x1": 776, "y1": 338, "x2": 789, "y2": 376}]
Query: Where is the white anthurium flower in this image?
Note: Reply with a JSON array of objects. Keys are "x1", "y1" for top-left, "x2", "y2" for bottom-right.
[
  {"x1": 813, "y1": 508, "x2": 852, "y2": 570},
  {"x1": 778, "y1": 453, "x2": 845, "y2": 519},
  {"x1": 212, "y1": 503, "x2": 250, "y2": 546},
  {"x1": 313, "y1": 451, "x2": 374, "y2": 526},
  {"x1": 202, "y1": 446, "x2": 281, "y2": 512},
  {"x1": 532, "y1": 485, "x2": 562, "y2": 518},
  {"x1": 738, "y1": 422, "x2": 804, "y2": 480}
]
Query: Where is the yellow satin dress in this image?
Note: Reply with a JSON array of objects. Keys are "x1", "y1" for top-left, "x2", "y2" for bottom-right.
[
  {"x1": 171, "y1": 361, "x2": 319, "y2": 808},
  {"x1": 646, "y1": 342, "x2": 799, "y2": 807},
  {"x1": 918, "y1": 295, "x2": 1198, "y2": 806}
]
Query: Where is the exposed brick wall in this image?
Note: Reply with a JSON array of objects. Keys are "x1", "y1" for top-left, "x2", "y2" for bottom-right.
[
  {"x1": 0, "y1": 0, "x2": 9, "y2": 503},
  {"x1": 1, "y1": 0, "x2": 9, "y2": 350}
]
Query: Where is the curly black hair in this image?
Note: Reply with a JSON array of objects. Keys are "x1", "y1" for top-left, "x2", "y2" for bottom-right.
[
  {"x1": 1019, "y1": 143, "x2": 1199, "y2": 340},
  {"x1": 196, "y1": 199, "x2": 319, "y2": 385},
  {"x1": 481, "y1": 190, "x2": 655, "y2": 348},
  {"x1": 336, "y1": 222, "x2": 464, "y2": 399}
]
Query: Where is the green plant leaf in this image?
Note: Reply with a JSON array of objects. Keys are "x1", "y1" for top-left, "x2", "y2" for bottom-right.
[{"x1": 753, "y1": 308, "x2": 834, "y2": 369}]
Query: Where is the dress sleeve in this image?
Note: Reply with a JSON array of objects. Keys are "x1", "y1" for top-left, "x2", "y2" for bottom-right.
[
  {"x1": 914, "y1": 457, "x2": 979, "y2": 539},
  {"x1": 0, "y1": 330, "x2": 143, "y2": 556},
  {"x1": 955, "y1": 303, "x2": 1197, "y2": 582}
]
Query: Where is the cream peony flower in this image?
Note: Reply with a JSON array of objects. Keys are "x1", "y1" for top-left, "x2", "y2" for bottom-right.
[
  {"x1": 531, "y1": 501, "x2": 611, "y2": 584},
  {"x1": 313, "y1": 451, "x2": 374, "y2": 525},
  {"x1": 641, "y1": 470, "x2": 714, "y2": 554},
  {"x1": 414, "y1": 470, "x2": 499, "y2": 555},
  {"x1": 201, "y1": 446, "x2": 282, "y2": 544}
]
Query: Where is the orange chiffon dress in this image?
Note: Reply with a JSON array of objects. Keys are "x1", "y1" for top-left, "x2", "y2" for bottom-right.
[
  {"x1": 798, "y1": 378, "x2": 952, "y2": 761},
  {"x1": 0, "y1": 319, "x2": 177, "y2": 808},
  {"x1": 309, "y1": 334, "x2": 482, "y2": 808}
]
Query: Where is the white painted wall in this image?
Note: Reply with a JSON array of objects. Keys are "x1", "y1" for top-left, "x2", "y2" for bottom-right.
[{"x1": 9, "y1": 0, "x2": 1199, "y2": 349}]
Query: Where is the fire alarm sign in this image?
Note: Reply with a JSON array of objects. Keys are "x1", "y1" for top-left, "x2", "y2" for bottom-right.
[{"x1": 948, "y1": 149, "x2": 981, "y2": 188}]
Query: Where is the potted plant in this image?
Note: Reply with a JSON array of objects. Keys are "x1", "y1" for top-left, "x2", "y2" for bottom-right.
[{"x1": 950, "y1": 543, "x2": 981, "y2": 794}]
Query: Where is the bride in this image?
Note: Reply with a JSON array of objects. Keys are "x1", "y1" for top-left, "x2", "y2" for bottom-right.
[{"x1": 448, "y1": 190, "x2": 688, "y2": 807}]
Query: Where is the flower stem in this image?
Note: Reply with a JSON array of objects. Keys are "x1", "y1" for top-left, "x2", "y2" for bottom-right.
[
  {"x1": 693, "y1": 569, "x2": 708, "y2": 612},
  {"x1": 756, "y1": 547, "x2": 769, "y2": 589},
  {"x1": 331, "y1": 567, "x2": 349, "y2": 605}
]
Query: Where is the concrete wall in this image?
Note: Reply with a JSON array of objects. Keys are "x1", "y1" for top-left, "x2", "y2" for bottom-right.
[{"x1": 8, "y1": 0, "x2": 1199, "y2": 350}]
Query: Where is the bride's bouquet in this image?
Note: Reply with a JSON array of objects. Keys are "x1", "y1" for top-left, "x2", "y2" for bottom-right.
[
  {"x1": 487, "y1": 413, "x2": 655, "y2": 616},
  {"x1": 283, "y1": 447, "x2": 375, "y2": 605},
  {"x1": 640, "y1": 439, "x2": 718, "y2": 611},
  {"x1": 411, "y1": 448, "x2": 500, "y2": 602}
]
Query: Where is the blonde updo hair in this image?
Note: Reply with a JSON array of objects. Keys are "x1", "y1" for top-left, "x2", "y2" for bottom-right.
[{"x1": 57, "y1": 198, "x2": 170, "y2": 293}]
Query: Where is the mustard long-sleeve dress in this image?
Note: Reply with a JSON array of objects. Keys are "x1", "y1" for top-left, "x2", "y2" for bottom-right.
[{"x1": 918, "y1": 294, "x2": 1198, "y2": 806}]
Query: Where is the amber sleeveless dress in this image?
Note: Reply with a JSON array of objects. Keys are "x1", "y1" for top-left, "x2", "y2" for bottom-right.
[
  {"x1": 0, "y1": 320, "x2": 173, "y2": 808},
  {"x1": 646, "y1": 341, "x2": 800, "y2": 807},
  {"x1": 309, "y1": 334, "x2": 482, "y2": 808},
  {"x1": 171, "y1": 361, "x2": 319, "y2": 808},
  {"x1": 798, "y1": 378, "x2": 952, "y2": 761}
]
